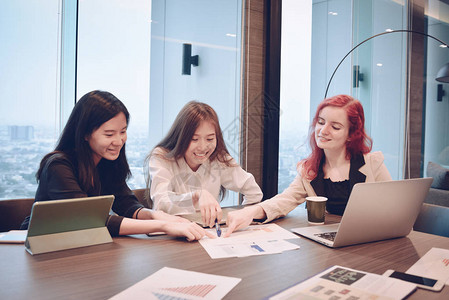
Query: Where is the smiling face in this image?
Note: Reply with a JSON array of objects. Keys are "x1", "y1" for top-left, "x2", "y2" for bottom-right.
[
  {"x1": 184, "y1": 120, "x2": 217, "y2": 171},
  {"x1": 315, "y1": 106, "x2": 350, "y2": 154},
  {"x1": 87, "y1": 112, "x2": 128, "y2": 165}
]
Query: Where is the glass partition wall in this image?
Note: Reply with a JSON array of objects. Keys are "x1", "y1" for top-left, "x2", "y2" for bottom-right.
[
  {"x1": 279, "y1": 0, "x2": 449, "y2": 191},
  {"x1": 310, "y1": 0, "x2": 409, "y2": 180},
  {"x1": 351, "y1": 0, "x2": 408, "y2": 180},
  {"x1": 423, "y1": 0, "x2": 449, "y2": 172}
]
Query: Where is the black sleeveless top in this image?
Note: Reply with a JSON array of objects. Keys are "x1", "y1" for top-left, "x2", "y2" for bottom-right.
[
  {"x1": 310, "y1": 154, "x2": 367, "y2": 216},
  {"x1": 323, "y1": 178, "x2": 351, "y2": 215}
]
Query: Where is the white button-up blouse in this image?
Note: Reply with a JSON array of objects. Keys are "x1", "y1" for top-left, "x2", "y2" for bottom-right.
[{"x1": 149, "y1": 147, "x2": 263, "y2": 215}]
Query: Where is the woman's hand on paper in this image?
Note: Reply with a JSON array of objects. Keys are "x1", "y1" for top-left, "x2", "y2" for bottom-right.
[
  {"x1": 223, "y1": 205, "x2": 265, "y2": 237},
  {"x1": 161, "y1": 221, "x2": 215, "y2": 241}
]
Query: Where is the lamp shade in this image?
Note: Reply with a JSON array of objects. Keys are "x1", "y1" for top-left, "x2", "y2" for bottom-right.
[{"x1": 436, "y1": 62, "x2": 449, "y2": 83}]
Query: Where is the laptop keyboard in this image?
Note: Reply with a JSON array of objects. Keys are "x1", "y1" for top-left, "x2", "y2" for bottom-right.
[{"x1": 315, "y1": 231, "x2": 337, "y2": 241}]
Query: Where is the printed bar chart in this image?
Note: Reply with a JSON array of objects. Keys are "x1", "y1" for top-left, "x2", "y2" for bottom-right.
[{"x1": 163, "y1": 284, "x2": 216, "y2": 297}]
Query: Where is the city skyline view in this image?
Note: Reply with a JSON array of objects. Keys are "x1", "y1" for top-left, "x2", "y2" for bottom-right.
[{"x1": 0, "y1": 123, "x2": 310, "y2": 204}]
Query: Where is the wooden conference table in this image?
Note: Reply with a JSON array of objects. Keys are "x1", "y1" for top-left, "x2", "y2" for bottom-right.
[{"x1": 1, "y1": 207, "x2": 449, "y2": 300}]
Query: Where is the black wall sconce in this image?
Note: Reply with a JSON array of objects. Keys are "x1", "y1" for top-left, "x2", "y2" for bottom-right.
[
  {"x1": 353, "y1": 65, "x2": 364, "y2": 88},
  {"x1": 436, "y1": 62, "x2": 448, "y2": 102},
  {"x1": 437, "y1": 84, "x2": 445, "y2": 102},
  {"x1": 182, "y1": 43, "x2": 199, "y2": 75}
]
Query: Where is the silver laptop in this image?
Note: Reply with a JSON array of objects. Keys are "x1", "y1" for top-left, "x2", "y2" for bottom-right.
[
  {"x1": 25, "y1": 195, "x2": 114, "y2": 255},
  {"x1": 291, "y1": 178, "x2": 433, "y2": 248}
]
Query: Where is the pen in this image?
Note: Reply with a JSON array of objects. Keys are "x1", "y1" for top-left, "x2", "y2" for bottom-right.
[{"x1": 215, "y1": 218, "x2": 221, "y2": 237}]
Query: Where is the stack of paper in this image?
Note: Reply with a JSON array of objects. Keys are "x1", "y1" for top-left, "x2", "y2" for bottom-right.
[{"x1": 269, "y1": 265, "x2": 417, "y2": 300}]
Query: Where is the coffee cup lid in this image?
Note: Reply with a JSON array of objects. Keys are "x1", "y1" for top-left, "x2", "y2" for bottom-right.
[{"x1": 306, "y1": 196, "x2": 327, "y2": 202}]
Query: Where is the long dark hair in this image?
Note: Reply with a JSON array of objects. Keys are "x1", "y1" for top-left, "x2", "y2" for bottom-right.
[
  {"x1": 36, "y1": 90, "x2": 131, "y2": 193},
  {"x1": 301, "y1": 94, "x2": 372, "y2": 180}
]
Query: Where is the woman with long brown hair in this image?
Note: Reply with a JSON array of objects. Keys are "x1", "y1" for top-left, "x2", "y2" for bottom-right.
[{"x1": 146, "y1": 101, "x2": 262, "y2": 228}]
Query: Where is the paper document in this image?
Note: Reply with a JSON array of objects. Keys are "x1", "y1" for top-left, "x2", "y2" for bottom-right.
[
  {"x1": 222, "y1": 223, "x2": 300, "y2": 241},
  {"x1": 109, "y1": 267, "x2": 241, "y2": 300},
  {"x1": 269, "y1": 265, "x2": 417, "y2": 300},
  {"x1": 406, "y1": 247, "x2": 449, "y2": 285},
  {"x1": 0, "y1": 230, "x2": 27, "y2": 244},
  {"x1": 199, "y1": 223, "x2": 300, "y2": 259}
]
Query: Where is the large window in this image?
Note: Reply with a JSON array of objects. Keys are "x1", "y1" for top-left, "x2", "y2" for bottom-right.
[
  {"x1": 77, "y1": 0, "x2": 244, "y2": 207},
  {"x1": 0, "y1": 0, "x2": 63, "y2": 199},
  {"x1": 1, "y1": 0, "x2": 244, "y2": 206},
  {"x1": 279, "y1": 0, "x2": 312, "y2": 192},
  {"x1": 77, "y1": 0, "x2": 151, "y2": 189}
]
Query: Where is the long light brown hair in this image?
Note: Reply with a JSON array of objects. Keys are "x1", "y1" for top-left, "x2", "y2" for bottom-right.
[
  {"x1": 144, "y1": 101, "x2": 233, "y2": 203},
  {"x1": 150, "y1": 101, "x2": 232, "y2": 164}
]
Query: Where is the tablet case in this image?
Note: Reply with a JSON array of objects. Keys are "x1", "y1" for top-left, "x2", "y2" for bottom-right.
[{"x1": 25, "y1": 195, "x2": 114, "y2": 255}]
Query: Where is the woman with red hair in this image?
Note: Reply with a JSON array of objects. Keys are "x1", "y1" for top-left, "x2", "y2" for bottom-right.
[{"x1": 224, "y1": 95, "x2": 392, "y2": 236}]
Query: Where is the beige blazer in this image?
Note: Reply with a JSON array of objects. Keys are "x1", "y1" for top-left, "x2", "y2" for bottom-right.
[{"x1": 258, "y1": 151, "x2": 392, "y2": 222}]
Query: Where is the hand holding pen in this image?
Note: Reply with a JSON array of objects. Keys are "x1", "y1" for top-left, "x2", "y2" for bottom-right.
[{"x1": 215, "y1": 218, "x2": 221, "y2": 237}]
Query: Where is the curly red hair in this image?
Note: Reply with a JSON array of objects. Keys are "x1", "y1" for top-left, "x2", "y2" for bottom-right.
[{"x1": 300, "y1": 95, "x2": 372, "y2": 180}]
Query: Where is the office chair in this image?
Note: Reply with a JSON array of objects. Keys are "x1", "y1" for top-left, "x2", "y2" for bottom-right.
[
  {"x1": 132, "y1": 188, "x2": 153, "y2": 209},
  {"x1": 413, "y1": 203, "x2": 449, "y2": 238},
  {"x1": 0, "y1": 198, "x2": 34, "y2": 232}
]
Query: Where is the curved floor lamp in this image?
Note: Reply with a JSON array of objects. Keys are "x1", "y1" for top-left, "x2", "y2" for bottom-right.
[{"x1": 324, "y1": 29, "x2": 449, "y2": 99}]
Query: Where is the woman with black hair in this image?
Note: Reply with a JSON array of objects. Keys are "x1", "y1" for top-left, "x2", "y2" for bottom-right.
[{"x1": 21, "y1": 90, "x2": 212, "y2": 241}]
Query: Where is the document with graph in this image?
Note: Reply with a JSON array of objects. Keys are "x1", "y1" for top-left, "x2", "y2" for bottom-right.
[
  {"x1": 109, "y1": 267, "x2": 241, "y2": 300},
  {"x1": 268, "y1": 265, "x2": 417, "y2": 300},
  {"x1": 199, "y1": 223, "x2": 300, "y2": 259}
]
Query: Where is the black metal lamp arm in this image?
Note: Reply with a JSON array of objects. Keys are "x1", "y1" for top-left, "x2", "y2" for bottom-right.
[{"x1": 324, "y1": 29, "x2": 449, "y2": 99}]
